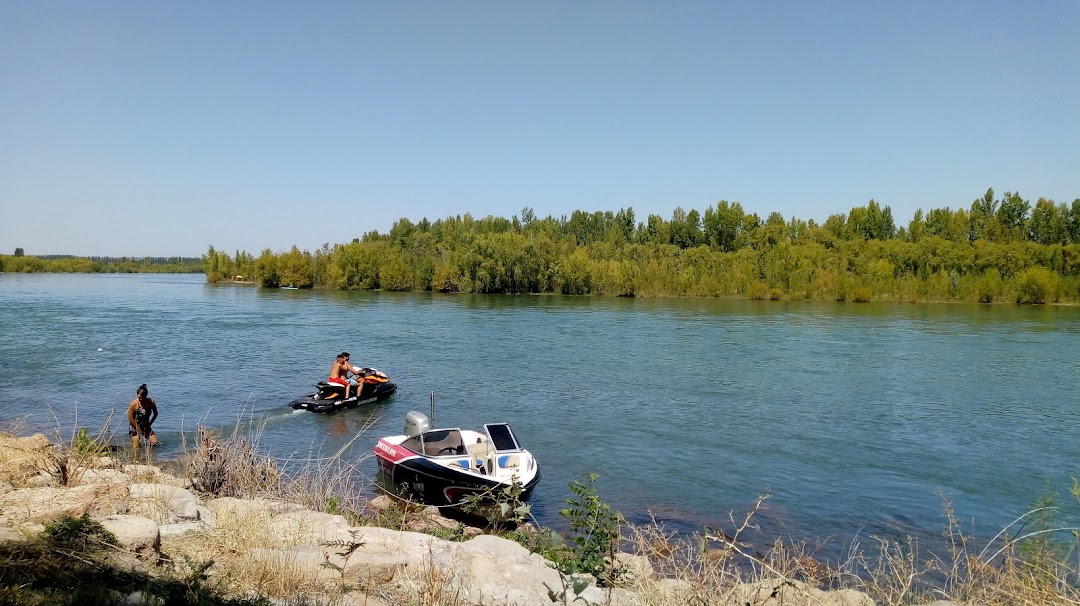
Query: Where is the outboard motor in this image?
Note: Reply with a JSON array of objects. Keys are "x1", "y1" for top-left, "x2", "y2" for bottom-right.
[{"x1": 404, "y1": 411, "x2": 430, "y2": 436}]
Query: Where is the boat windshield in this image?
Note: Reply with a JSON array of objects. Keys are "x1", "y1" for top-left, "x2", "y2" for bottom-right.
[
  {"x1": 484, "y1": 423, "x2": 521, "y2": 452},
  {"x1": 401, "y1": 428, "x2": 466, "y2": 457}
]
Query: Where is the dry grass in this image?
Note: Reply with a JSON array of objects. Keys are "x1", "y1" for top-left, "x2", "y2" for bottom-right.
[
  {"x1": 618, "y1": 494, "x2": 1080, "y2": 606},
  {"x1": 164, "y1": 416, "x2": 386, "y2": 602},
  {"x1": 184, "y1": 425, "x2": 282, "y2": 497},
  {"x1": 161, "y1": 491, "x2": 349, "y2": 603},
  {"x1": 376, "y1": 544, "x2": 470, "y2": 606},
  {"x1": 0, "y1": 406, "x2": 123, "y2": 488}
]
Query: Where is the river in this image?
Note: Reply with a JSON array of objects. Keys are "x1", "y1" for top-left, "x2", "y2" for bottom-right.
[{"x1": 1, "y1": 272, "x2": 1077, "y2": 556}]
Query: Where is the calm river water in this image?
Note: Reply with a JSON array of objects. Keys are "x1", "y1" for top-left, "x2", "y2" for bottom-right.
[{"x1": 1, "y1": 273, "x2": 1077, "y2": 554}]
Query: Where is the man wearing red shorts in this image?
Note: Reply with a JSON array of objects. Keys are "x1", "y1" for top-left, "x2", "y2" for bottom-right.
[{"x1": 328, "y1": 352, "x2": 355, "y2": 398}]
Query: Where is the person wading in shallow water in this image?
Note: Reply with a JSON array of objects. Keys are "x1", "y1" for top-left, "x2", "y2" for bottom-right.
[{"x1": 127, "y1": 384, "x2": 159, "y2": 448}]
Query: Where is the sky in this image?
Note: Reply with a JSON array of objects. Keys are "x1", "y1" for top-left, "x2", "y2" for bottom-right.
[{"x1": 1, "y1": 1, "x2": 1077, "y2": 257}]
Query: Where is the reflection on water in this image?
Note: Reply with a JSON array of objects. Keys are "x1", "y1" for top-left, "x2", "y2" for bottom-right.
[{"x1": 1, "y1": 273, "x2": 1078, "y2": 560}]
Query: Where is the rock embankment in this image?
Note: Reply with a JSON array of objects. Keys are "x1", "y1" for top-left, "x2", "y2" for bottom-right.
[{"x1": 0, "y1": 433, "x2": 938, "y2": 606}]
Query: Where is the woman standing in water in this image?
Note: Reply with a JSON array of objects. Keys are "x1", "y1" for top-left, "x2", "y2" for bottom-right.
[{"x1": 127, "y1": 384, "x2": 159, "y2": 447}]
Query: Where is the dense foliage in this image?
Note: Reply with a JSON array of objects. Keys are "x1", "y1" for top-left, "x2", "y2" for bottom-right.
[
  {"x1": 204, "y1": 188, "x2": 1080, "y2": 304},
  {"x1": 0, "y1": 255, "x2": 203, "y2": 274}
]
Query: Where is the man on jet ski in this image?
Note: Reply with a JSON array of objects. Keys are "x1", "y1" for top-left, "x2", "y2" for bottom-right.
[{"x1": 329, "y1": 351, "x2": 367, "y2": 398}]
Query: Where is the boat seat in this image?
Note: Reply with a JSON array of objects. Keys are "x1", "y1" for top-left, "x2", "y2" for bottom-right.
[
  {"x1": 466, "y1": 442, "x2": 490, "y2": 458},
  {"x1": 497, "y1": 454, "x2": 521, "y2": 469}
]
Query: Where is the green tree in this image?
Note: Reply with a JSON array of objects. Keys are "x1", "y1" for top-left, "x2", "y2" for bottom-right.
[
  {"x1": 703, "y1": 200, "x2": 744, "y2": 252},
  {"x1": 278, "y1": 246, "x2": 313, "y2": 288},
  {"x1": 969, "y1": 187, "x2": 997, "y2": 241},
  {"x1": 846, "y1": 200, "x2": 896, "y2": 241},
  {"x1": 614, "y1": 207, "x2": 635, "y2": 243},
  {"x1": 907, "y1": 209, "x2": 927, "y2": 242},
  {"x1": 1067, "y1": 199, "x2": 1080, "y2": 244},
  {"x1": 254, "y1": 249, "x2": 280, "y2": 287},
  {"x1": 997, "y1": 191, "x2": 1030, "y2": 242},
  {"x1": 13, "y1": 247, "x2": 24, "y2": 257},
  {"x1": 1028, "y1": 198, "x2": 1065, "y2": 245}
]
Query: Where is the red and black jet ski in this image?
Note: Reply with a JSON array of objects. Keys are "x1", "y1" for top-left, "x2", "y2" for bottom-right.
[{"x1": 289, "y1": 367, "x2": 397, "y2": 413}]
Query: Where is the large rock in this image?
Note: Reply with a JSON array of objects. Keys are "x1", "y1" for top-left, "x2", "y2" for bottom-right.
[
  {"x1": 206, "y1": 496, "x2": 305, "y2": 523},
  {"x1": 248, "y1": 544, "x2": 398, "y2": 584},
  {"x1": 98, "y1": 514, "x2": 161, "y2": 561},
  {"x1": 0, "y1": 483, "x2": 130, "y2": 525},
  {"x1": 159, "y1": 521, "x2": 213, "y2": 540},
  {"x1": 245, "y1": 526, "x2": 452, "y2": 585},
  {"x1": 87, "y1": 456, "x2": 122, "y2": 470},
  {"x1": 76, "y1": 468, "x2": 130, "y2": 485},
  {"x1": 129, "y1": 483, "x2": 200, "y2": 524},
  {"x1": 727, "y1": 578, "x2": 875, "y2": 606},
  {"x1": 266, "y1": 510, "x2": 354, "y2": 547},
  {"x1": 196, "y1": 505, "x2": 216, "y2": 527},
  {"x1": 123, "y1": 464, "x2": 163, "y2": 481},
  {"x1": 368, "y1": 494, "x2": 395, "y2": 512},
  {"x1": 0, "y1": 526, "x2": 28, "y2": 544},
  {"x1": 451, "y1": 534, "x2": 635, "y2": 606},
  {"x1": 243, "y1": 525, "x2": 635, "y2": 605},
  {"x1": 24, "y1": 472, "x2": 57, "y2": 488}
]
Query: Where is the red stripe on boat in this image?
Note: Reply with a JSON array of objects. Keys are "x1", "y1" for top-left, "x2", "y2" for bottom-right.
[{"x1": 373, "y1": 439, "x2": 412, "y2": 463}]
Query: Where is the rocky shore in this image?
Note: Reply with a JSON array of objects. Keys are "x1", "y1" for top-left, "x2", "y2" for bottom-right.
[{"x1": 0, "y1": 433, "x2": 960, "y2": 606}]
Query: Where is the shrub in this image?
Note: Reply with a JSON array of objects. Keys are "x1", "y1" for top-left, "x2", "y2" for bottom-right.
[
  {"x1": 748, "y1": 282, "x2": 769, "y2": 300},
  {"x1": 851, "y1": 287, "x2": 872, "y2": 303},
  {"x1": 557, "y1": 473, "x2": 623, "y2": 586},
  {"x1": 977, "y1": 268, "x2": 1004, "y2": 303},
  {"x1": 1014, "y1": 267, "x2": 1060, "y2": 304},
  {"x1": 71, "y1": 427, "x2": 106, "y2": 458},
  {"x1": 186, "y1": 427, "x2": 281, "y2": 497},
  {"x1": 43, "y1": 513, "x2": 118, "y2": 550}
]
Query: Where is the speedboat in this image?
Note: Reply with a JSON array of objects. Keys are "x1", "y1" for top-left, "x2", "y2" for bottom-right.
[
  {"x1": 374, "y1": 411, "x2": 541, "y2": 506},
  {"x1": 289, "y1": 367, "x2": 397, "y2": 413}
]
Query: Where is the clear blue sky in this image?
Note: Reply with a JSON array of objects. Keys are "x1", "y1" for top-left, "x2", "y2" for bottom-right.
[{"x1": 2, "y1": 1, "x2": 1077, "y2": 257}]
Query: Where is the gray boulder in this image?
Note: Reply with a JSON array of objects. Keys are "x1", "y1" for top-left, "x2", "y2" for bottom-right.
[
  {"x1": 98, "y1": 514, "x2": 161, "y2": 561},
  {"x1": 129, "y1": 483, "x2": 200, "y2": 524}
]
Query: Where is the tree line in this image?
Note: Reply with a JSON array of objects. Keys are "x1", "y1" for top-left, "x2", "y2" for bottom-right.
[
  {"x1": 0, "y1": 254, "x2": 203, "y2": 274},
  {"x1": 203, "y1": 188, "x2": 1080, "y2": 304}
]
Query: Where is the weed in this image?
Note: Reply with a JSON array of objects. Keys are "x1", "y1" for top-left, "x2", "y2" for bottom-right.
[
  {"x1": 71, "y1": 427, "x2": 106, "y2": 458},
  {"x1": 321, "y1": 529, "x2": 366, "y2": 594},
  {"x1": 556, "y1": 473, "x2": 623, "y2": 587},
  {"x1": 459, "y1": 471, "x2": 532, "y2": 530},
  {"x1": 427, "y1": 521, "x2": 468, "y2": 542},
  {"x1": 546, "y1": 572, "x2": 594, "y2": 605},
  {"x1": 42, "y1": 513, "x2": 118, "y2": 550}
]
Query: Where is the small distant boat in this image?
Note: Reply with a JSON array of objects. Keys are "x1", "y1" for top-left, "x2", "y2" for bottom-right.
[
  {"x1": 374, "y1": 410, "x2": 541, "y2": 506},
  {"x1": 280, "y1": 285, "x2": 299, "y2": 290}
]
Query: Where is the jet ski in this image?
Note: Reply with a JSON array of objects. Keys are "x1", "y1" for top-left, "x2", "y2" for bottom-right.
[{"x1": 289, "y1": 367, "x2": 397, "y2": 413}]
